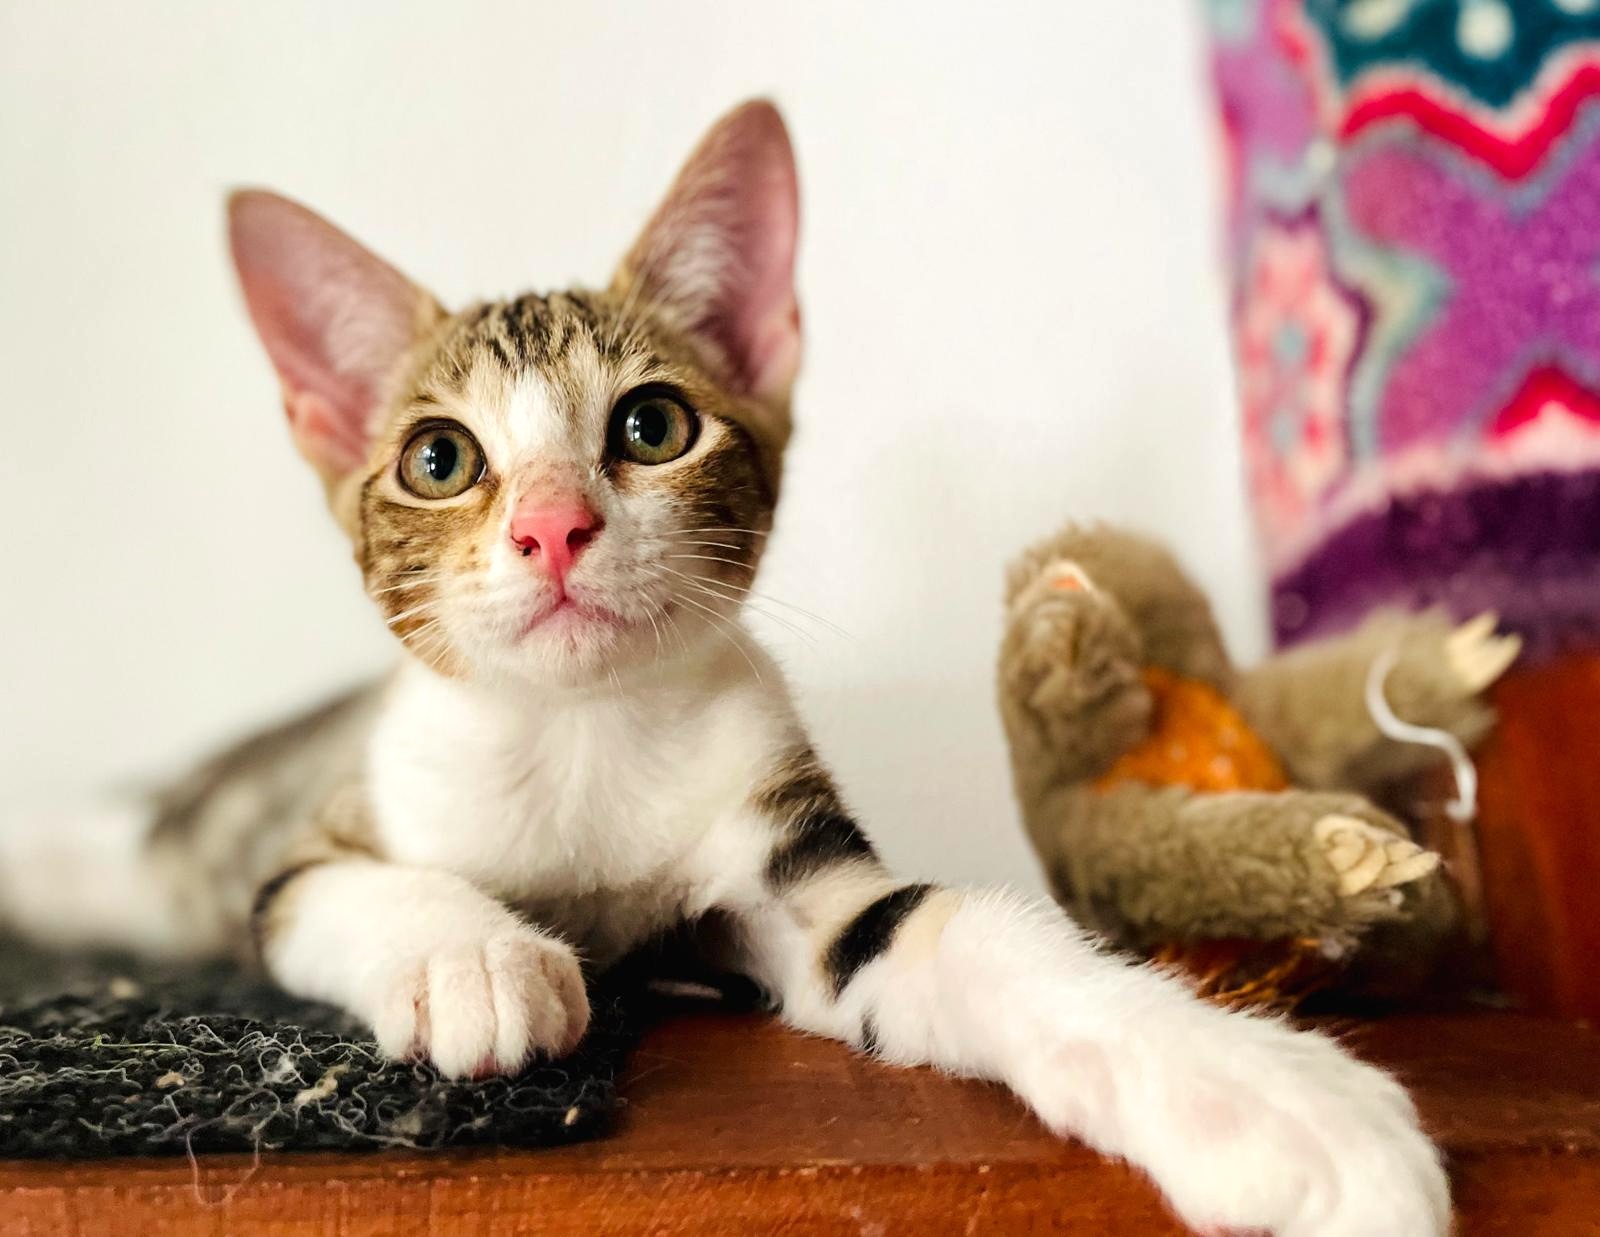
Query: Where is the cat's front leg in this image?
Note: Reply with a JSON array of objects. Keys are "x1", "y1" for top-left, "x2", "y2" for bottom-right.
[
  {"x1": 254, "y1": 857, "x2": 589, "y2": 1078},
  {"x1": 691, "y1": 762, "x2": 1450, "y2": 1236},
  {"x1": 915, "y1": 893, "x2": 1447, "y2": 1236}
]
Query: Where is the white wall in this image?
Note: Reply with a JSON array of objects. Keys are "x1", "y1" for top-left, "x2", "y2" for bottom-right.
[{"x1": 0, "y1": 0, "x2": 1259, "y2": 893}]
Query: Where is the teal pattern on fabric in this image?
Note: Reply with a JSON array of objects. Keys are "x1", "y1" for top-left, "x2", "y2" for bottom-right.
[{"x1": 1305, "y1": 0, "x2": 1600, "y2": 109}]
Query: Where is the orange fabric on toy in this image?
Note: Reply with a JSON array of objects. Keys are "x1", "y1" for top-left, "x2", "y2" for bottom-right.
[
  {"x1": 1094, "y1": 667, "x2": 1289, "y2": 795},
  {"x1": 1092, "y1": 668, "x2": 1330, "y2": 1009}
]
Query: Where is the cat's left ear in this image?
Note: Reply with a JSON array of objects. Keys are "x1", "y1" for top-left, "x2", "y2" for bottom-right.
[
  {"x1": 228, "y1": 190, "x2": 444, "y2": 485},
  {"x1": 611, "y1": 100, "x2": 801, "y2": 404}
]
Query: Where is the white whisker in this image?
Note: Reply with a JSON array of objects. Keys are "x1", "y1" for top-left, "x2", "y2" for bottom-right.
[
  {"x1": 644, "y1": 592, "x2": 692, "y2": 662},
  {"x1": 669, "y1": 591, "x2": 764, "y2": 685},
  {"x1": 665, "y1": 552, "x2": 756, "y2": 572},
  {"x1": 385, "y1": 600, "x2": 445, "y2": 628},
  {"x1": 660, "y1": 556, "x2": 853, "y2": 641},
  {"x1": 664, "y1": 539, "x2": 749, "y2": 553},
  {"x1": 370, "y1": 573, "x2": 452, "y2": 597},
  {"x1": 657, "y1": 566, "x2": 818, "y2": 648}
]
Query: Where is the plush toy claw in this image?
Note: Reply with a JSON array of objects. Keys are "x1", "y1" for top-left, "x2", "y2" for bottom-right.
[
  {"x1": 1045, "y1": 562, "x2": 1093, "y2": 594},
  {"x1": 1007, "y1": 559, "x2": 1098, "y2": 620},
  {"x1": 1446, "y1": 612, "x2": 1522, "y2": 694},
  {"x1": 1314, "y1": 814, "x2": 1439, "y2": 897}
]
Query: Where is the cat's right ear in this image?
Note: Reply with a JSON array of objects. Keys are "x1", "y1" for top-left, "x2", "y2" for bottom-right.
[
  {"x1": 611, "y1": 101, "x2": 801, "y2": 406},
  {"x1": 227, "y1": 191, "x2": 443, "y2": 483}
]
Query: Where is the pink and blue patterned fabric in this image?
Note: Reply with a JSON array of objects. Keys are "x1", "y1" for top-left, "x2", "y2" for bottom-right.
[{"x1": 1209, "y1": 0, "x2": 1600, "y2": 656}]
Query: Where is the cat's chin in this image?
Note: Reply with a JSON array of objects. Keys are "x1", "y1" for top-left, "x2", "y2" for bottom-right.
[
  {"x1": 413, "y1": 588, "x2": 739, "y2": 690},
  {"x1": 446, "y1": 609, "x2": 663, "y2": 691}
]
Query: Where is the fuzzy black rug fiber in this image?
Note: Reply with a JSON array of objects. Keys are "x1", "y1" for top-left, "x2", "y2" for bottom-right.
[{"x1": 0, "y1": 942, "x2": 639, "y2": 1159}]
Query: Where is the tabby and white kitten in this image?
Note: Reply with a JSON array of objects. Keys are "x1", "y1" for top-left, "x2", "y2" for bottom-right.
[{"x1": 3, "y1": 103, "x2": 1447, "y2": 1236}]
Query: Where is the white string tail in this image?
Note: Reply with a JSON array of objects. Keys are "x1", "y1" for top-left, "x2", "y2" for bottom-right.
[{"x1": 1364, "y1": 645, "x2": 1478, "y2": 822}]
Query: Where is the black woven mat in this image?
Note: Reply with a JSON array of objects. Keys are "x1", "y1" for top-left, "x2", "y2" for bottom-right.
[{"x1": 0, "y1": 941, "x2": 640, "y2": 1159}]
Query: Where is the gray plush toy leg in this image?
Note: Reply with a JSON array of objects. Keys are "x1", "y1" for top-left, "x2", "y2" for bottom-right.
[{"x1": 1026, "y1": 782, "x2": 1439, "y2": 957}]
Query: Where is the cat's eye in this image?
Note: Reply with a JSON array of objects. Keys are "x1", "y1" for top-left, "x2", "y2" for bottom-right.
[
  {"x1": 608, "y1": 387, "x2": 698, "y2": 466},
  {"x1": 398, "y1": 423, "x2": 486, "y2": 499}
]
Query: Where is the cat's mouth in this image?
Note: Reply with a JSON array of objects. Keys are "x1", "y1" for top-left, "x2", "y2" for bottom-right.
[{"x1": 517, "y1": 595, "x2": 628, "y2": 640}]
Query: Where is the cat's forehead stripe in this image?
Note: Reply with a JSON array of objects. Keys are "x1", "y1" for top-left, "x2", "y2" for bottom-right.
[
  {"x1": 417, "y1": 291, "x2": 660, "y2": 412},
  {"x1": 453, "y1": 292, "x2": 621, "y2": 375}
]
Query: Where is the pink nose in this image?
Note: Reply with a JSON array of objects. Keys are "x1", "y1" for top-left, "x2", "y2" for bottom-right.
[{"x1": 508, "y1": 499, "x2": 603, "y2": 585}]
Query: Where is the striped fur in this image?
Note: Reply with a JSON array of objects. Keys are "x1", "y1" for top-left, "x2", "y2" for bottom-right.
[
  {"x1": 824, "y1": 883, "x2": 935, "y2": 997},
  {"x1": 758, "y1": 748, "x2": 877, "y2": 891}
]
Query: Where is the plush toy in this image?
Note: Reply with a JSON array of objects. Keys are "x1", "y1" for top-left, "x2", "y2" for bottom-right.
[
  {"x1": 998, "y1": 522, "x2": 1521, "y2": 1007},
  {"x1": 1208, "y1": 0, "x2": 1600, "y2": 1018}
]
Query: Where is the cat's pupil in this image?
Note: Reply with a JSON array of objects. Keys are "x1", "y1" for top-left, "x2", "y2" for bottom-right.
[
  {"x1": 633, "y1": 404, "x2": 669, "y2": 449},
  {"x1": 424, "y1": 437, "x2": 458, "y2": 479}
]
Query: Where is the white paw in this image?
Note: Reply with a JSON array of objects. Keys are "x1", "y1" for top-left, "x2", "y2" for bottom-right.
[
  {"x1": 1314, "y1": 814, "x2": 1439, "y2": 897},
  {"x1": 1157, "y1": 1020, "x2": 1448, "y2": 1237},
  {"x1": 1444, "y1": 612, "x2": 1520, "y2": 693},
  {"x1": 1025, "y1": 1014, "x2": 1450, "y2": 1237},
  {"x1": 940, "y1": 895, "x2": 1449, "y2": 1235},
  {"x1": 930, "y1": 894, "x2": 1450, "y2": 1235},
  {"x1": 366, "y1": 927, "x2": 589, "y2": 1078}
]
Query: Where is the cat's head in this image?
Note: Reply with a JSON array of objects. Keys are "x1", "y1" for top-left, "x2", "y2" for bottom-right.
[{"x1": 228, "y1": 101, "x2": 800, "y2": 687}]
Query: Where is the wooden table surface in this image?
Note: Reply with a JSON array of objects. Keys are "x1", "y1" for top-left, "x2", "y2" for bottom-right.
[{"x1": 3, "y1": 1010, "x2": 1598, "y2": 1235}]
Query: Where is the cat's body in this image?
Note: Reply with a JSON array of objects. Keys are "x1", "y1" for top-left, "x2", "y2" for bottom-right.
[
  {"x1": 0, "y1": 103, "x2": 1451, "y2": 1236},
  {"x1": 94, "y1": 635, "x2": 814, "y2": 982}
]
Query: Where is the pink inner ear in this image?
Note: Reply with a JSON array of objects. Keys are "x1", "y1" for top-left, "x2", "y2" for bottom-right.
[
  {"x1": 228, "y1": 190, "x2": 434, "y2": 477},
  {"x1": 726, "y1": 153, "x2": 801, "y2": 401},
  {"x1": 623, "y1": 101, "x2": 802, "y2": 401},
  {"x1": 284, "y1": 389, "x2": 368, "y2": 474}
]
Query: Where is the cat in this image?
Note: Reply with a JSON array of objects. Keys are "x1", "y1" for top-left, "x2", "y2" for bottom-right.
[{"x1": 0, "y1": 101, "x2": 1448, "y2": 1236}]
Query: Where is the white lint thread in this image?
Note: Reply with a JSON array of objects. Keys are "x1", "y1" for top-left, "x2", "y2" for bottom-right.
[{"x1": 1365, "y1": 645, "x2": 1478, "y2": 822}]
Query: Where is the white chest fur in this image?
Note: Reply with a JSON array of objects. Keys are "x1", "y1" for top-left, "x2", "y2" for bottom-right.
[{"x1": 366, "y1": 650, "x2": 795, "y2": 944}]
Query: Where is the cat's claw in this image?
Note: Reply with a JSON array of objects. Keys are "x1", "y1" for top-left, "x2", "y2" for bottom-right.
[
  {"x1": 1314, "y1": 814, "x2": 1439, "y2": 897},
  {"x1": 1444, "y1": 612, "x2": 1521, "y2": 693}
]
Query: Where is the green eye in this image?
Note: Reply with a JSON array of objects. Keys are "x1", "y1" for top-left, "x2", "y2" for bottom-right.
[
  {"x1": 608, "y1": 387, "x2": 698, "y2": 465},
  {"x1": 398, "y1": 423, "x2": 486, "y2": 499}
]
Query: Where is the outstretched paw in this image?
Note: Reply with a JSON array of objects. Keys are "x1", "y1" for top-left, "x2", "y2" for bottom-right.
[
  {"x1": 1128, "y1": 1014, "x2": 1451, "y2": 1236},
  {"x1": 1006, "y1": 942, "x2": 1451, "y2": 1235}
]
